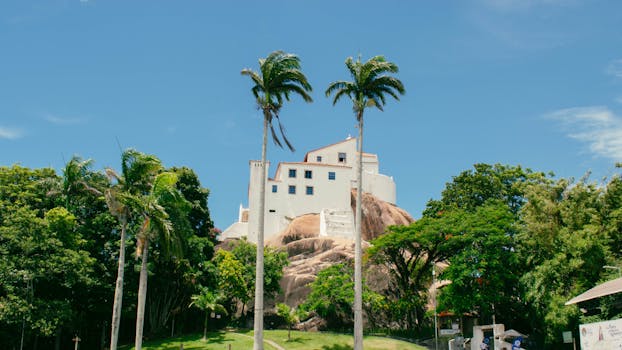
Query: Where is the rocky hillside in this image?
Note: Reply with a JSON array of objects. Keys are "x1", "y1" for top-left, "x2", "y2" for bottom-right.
[{"x1": 267, "y1": 190, "x2": 414, "y2": 308}]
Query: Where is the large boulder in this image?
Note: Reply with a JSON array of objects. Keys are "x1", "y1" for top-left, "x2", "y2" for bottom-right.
[{"x1": 268, "y1": 191, "x2": 414, "y2": 308}]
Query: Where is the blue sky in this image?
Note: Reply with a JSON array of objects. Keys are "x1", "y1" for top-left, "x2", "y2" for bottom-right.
[{"x1": 2, "y1": 0, "x2": 621, "y2": 229}]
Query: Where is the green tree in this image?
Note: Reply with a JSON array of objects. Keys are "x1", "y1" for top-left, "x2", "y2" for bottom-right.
[
  {"x1": 423, "y1": 163, "x2": 546, "y2": 217},
  {"x1": 105, "y1": 149, "x2": 163, "y2": 350},
  {"x1": 213, "y1": 240, "x2": 288, "y2": 319},
  {"x1": 437, "y1": 203, "x2": 518, "y2": 324},
  {"x1": 301, "y1": 262, "x2": 385, "y2": 332},
  {"x1": 241, "y1": 50, "x2": 312, "y2": 350},
  {"x1": 516, "y1": 177, "x2": 609, "y2": 347},
  {"x1": 171, "y1": 166, "x2": 215, "y2": 240},
  {"x1": 368, "y1": 211, "x2": 467, "y2": 331},
  {"x1": 57, "y1": 156, "x2": 119, "y2": 346},
  {"x1": 190, "y1": 289, "x2": 227, "y2": 340},
  {"x1": 326, "y1": 55, "x2": 404, "y2": 350},
  {"x1": 214, "y1": 249, "x2": 249, "y2": 315},
  {"x1": 301, "y1": 263, "x2": 354, "y2": 329},
  {"x1": 0, "y1": 166, "x2": 96, "y2": 349},
  {"x1": 134, "y1": 171, "x2": 190, "y2": 350},
  {"x1": 275, "y1": 303, "x2": 299, "y2": 340},
  {"x1": 145, "y1": 166, "x2": 216, "y2": 336}
]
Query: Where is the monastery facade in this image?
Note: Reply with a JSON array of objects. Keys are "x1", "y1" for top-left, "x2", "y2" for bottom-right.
[{"x1": 220, "y1": 137, "x2": 396, "y2": 243}]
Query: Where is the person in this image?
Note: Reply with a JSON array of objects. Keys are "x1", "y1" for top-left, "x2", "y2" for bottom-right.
[{"x1": 480, "y1": 338, "x2": 489, "y2": 350}]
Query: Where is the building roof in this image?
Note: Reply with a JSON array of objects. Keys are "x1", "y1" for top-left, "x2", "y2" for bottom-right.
[
  {"x1": 303, "y1": 137, "x2": 356, "y2": 162},
  {"x1": 565, "y1": 277, "x2": 622, "y2": 305}
]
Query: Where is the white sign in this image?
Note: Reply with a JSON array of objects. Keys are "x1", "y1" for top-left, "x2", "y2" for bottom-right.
[
  {"x1": 562, "y1": 331, "x2": 573, "y2": 344},
  {"x1": 579, "y1": 318, "x2": 622, "y2": 349}
]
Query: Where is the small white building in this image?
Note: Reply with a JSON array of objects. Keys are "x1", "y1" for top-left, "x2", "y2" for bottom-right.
[{"x1": 220, "y1": 137, "x2": 397, "y2": 243}]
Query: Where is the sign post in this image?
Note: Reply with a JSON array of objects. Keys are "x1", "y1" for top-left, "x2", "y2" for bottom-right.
[{"x1": 72, "y1": 335, "x2": 81, "y2": 350}]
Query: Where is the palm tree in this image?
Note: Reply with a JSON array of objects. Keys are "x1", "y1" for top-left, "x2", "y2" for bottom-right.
[
  {"x1": 106, "y1": 150, "x2": 163, "y2": 350},
  {"x1": 241, "y1": 50, "x2": 312, "y2": 350},
  {"x1": 190, "y1": 289, "x2": 228, "y2": 341},
  {"x1": 60, "y1": 156, "x2": 98, "y2": 211},
  {"x1": 325, "y1": 55, "x2": 404, "y2": 350},
  {"x1": 134, "y1": 171, "x2": 188, "y2": 350}
]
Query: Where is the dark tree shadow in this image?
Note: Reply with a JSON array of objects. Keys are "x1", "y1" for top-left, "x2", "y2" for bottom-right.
[
  {"x1": 321, "y1": 345, "x2": 353, "y2": 350},
  {"x1": 285, "y1": 336, "x2": 310, "y2": 344}
]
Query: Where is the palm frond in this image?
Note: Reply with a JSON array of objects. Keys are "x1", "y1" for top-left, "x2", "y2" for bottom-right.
[
  {"x1": 152, "y1": 172, "x2": 178, "y2": 196},
  {"x1": 332, "y1": 88, "x2": 353, "y2": 106},
  {"x1": 276, "y1": 83, "x2": 313, "y2": 103},
  {"x1": 241, "y1": 69, "x2": 263, "y2": 89},
  {"x1": 268, "y1": 119, "x2": 284, "y2": 149},
  {"x1": 121, "y1": 149, "x2": 163, "y2": 193},
  {"x1": 345, "y1": 57, "x2": 358, "y2": 78},
  {"x1": 275, "y1": 113, "x2": 295, "y2": 151},
  {"x1": 327, "y1": 54, "x2": 405, "y2": 117},
  {"x1": 243, "y1": 50, "x2": 313, "y2": 152}
]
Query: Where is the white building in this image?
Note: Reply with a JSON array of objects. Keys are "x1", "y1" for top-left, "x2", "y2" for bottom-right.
[{"x1": 220, "y1": 137, "x2": 397, "y2": 243}]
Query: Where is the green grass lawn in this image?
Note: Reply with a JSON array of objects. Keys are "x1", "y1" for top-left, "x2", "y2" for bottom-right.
[{"x1": 119, "y1": 329, "x2": 427, "y2": 350}]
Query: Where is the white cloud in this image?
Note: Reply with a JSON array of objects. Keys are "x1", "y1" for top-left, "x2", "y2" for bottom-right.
[
  {"x1": 607, "y1": 59, "x2": 622, "y2": 79},
  {"x1": 44, "y1": 114, "x2": 86, "y2": 125},
  {"x1": 547, "y1": 106, "x2": 622, "y2": 160},
  {"x1": 0, "y1": 127, "x2": 24, "y2": 140}
]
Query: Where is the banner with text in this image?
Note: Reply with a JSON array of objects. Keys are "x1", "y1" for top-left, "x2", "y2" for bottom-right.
[{"x1": 579, "y1": 318, "x2": 622, "y2": 349}]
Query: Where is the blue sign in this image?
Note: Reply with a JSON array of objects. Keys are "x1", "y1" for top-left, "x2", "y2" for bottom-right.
[{"x1": 512, "y1": 336, "x2": 523, "y2": 350}]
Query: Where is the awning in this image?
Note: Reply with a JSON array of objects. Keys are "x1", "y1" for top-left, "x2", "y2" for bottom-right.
[
  {"x1": 502, "y1": 329, "x2": 527, "y2": 339},
  {"x1": 565, "y1": 277, "x2": 622, "y2": 306}
]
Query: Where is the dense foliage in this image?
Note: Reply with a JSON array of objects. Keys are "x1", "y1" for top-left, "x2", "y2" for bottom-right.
[
  {"x1": 2, "y1": 155, "x2": 620, "y2": 350},
  {"x1": 0, "y1": 157, "x2": 221, "y2": 349},
  {"x1": 364, "y1": 163, "x2": 621, "y2": 348}
]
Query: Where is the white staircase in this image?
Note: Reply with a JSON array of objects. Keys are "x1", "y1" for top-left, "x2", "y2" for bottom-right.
[{"x1": 320, "y1": 209, "x2": 354, "y2": 239}]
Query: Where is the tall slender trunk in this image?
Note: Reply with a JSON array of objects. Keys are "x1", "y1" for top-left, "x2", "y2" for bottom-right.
[
  {"x1": 253, "y1": 112, "x2": 269, "y2": 350},
  {"x1": 353, "y1": 112, "x2": 364, "y2": 350},
  {"x1": 54, "y1": 328, "x2": 61, "y2": 350},
  {"x1": 203, "y1": 311, "x2": 208, "y2": 340},
  {"x1": 110, "y1": 215, "x2": 127, "y2": 350},
  {"x1": 101, "y1": 321, "x2": 107, "y2": 350},
  {"x1": 135, "y1": 238, "x2": 150, "y2": 350}
]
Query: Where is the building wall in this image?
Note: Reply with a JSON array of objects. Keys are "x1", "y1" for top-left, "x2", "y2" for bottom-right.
[
  {"x1": 305, "y1": 137, "x2": 357, "y2": 167},
  {"x1": 262, "y1": 163, "x2": 352, "y2": 240},
  {"x1": 223, "y1": 137, "x2": 397, "y2": 242},
  {"x1": 363, "y1": 172, "x2": 396, "y2": 204}
]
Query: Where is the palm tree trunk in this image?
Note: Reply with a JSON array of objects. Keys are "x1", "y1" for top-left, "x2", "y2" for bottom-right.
[
  {"x1": 354, "y1": 112, "x2": 364, "y2": 350},
  {"x1": 253, "y1": 111, "x2": 269, "y2": 350},
  {"x1": 110, "y1": 216, "x2": 127, "y2": 350},
  {"x1": 135, "y1": 238, "x2": 150, "y2": 350}
]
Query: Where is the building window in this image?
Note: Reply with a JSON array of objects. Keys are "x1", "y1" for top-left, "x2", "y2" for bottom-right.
[
  {"x1": 306, "y1": 186, "x2": 314, "y2": 195},
  {"x1": 304, "y1": 170, "x2": 312, "y2": 179},
  {"x1": 328, "y1": 171, "x2": 336, "y2": 180},
  {"x1": 272, "y1": 185, "x2": 278, "y2": 193},
  {"x1": 289, "y1": 169, "x2": 296, "y2": 178},
  {"x1": 338, "y1": 152, "x2": 346, "y2": 163},
  {"x1": 288, "y1": 185, "x2": 296, "y2": 194},
  {"x1": 316, "y1": 156, "x2": 322, "y2": 162}
]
